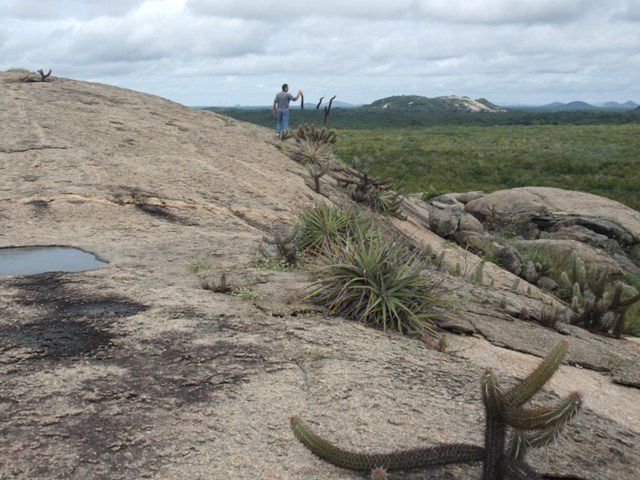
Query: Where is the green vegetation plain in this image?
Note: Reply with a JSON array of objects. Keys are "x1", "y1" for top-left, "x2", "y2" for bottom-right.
[
  {"x1": 335, "y1": 124, "x2": 640, "y2": 210},
  {"x1": 205, "y1": 107, "x2": 640, "y2": 210},
  {"x1": 205, "y1": 106, "x2": 640, "y2": 129}
]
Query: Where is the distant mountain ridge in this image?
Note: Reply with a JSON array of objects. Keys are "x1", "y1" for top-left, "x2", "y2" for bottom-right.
[
  {"x1": 532, "y1": 100, "x2": 639, "y2": 112},
  {"x1": 368, "y1": 95, "x2": 506, "y2": 113}
]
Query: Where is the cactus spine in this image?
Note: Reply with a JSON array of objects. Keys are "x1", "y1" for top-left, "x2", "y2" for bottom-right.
[{"x1": 291, "y1": 341, "x2": 581, "y2": 479}]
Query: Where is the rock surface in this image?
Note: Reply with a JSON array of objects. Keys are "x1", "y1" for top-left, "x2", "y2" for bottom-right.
[{"x1": 1, "y1": 73, "x2": 639, "y2": 480}]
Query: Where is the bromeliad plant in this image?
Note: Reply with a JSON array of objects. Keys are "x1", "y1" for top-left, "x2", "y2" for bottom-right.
[
  {"x1": 305, "y1": 231, "x2": 441, "y2": 334},
  {"x1": 295, "y1": 204, "x2": 371, "y2": 254},
  {"x1": 291, "y1": 341, "x2": 582, "y2": 480}
]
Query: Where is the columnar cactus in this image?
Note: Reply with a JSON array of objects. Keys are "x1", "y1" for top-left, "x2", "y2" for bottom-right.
[
  {"x1": 570, "y1": 279, "x2": 640, "y2": 337},
  {"x1": 291, "y1": 341, "x2": 582, "y2": 480},
  {"x1": 307, "y1": 163, "x2": 328, "y2": 193}
]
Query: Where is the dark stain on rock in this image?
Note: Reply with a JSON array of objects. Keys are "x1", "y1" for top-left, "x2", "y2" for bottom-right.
[
  {"x1": 27, "y1": 199, "x2": 50, "y2": 209},
  {"x1": 0, "y1": 273, "x2": 147, "y2": 360},
  {"x1": 134, "y1": 202, "x2": 187, "y2": 224},
  {"x1": 1, "y1": 319, "x2": 114, "y2": 359}
]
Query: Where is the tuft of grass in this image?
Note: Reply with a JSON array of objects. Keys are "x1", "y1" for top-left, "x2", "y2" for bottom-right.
[
  {"x1": 186, "y1": 260, "x2": 207, "y2": 274},
  {"x1": 306, "y1": 231, "x2": 442, "y2": 335},
  {"x1": 5, "y1": 67, "x2": 31, "y2": 73},
  {"x1": 257, "y1": 251, "x2": 290, "y2": 271},
  {"x1": 235, "y1": 286, "x2": 263, "y2": 301}
]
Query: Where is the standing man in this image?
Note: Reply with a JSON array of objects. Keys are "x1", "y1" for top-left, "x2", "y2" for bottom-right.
[{"x1": 273, "y1": 83, "x2": 302, "y2": 139}]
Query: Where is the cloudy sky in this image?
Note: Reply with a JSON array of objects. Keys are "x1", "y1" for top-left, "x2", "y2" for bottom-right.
[{"x1": 1, "y1": 0, "x2": 639, "y2": 106}]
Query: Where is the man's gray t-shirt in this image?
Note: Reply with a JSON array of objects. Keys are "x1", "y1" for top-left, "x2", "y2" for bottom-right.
[{"x1": 274, "y1": 91, "x2": 294, "y2": 111}]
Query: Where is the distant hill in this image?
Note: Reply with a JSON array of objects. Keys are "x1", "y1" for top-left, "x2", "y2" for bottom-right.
[
  {"x1": 196, "y1": 100, "x2": 360, "y2": 110},
  {"x1": 529, "y1": 100, "x2": 639, "y2": 112},
  {"x1": 538, "y1": 101, "x2": 598, "y2": 111},
  {"x1": 367, "y1": 95, "x2": 506, "y2": 113},
  {"x1": 597, "y1": 101, "x2": 639, "y2": 110}
]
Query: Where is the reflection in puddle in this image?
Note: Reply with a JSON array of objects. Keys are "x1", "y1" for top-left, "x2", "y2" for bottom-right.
[{"x1": 0, "y1": 246, "x2": 107, "y2": 276}]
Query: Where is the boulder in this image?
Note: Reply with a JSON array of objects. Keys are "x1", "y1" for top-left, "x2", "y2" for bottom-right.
[
  {"x1": 457, "y1": 191, "x2": 485, "y2": 204},
  {"x1": 465, "y1": 187, "x2": 640, "y2": 245},
  {"x1": 459, "y1": 213, "x2": 484, "y2": 233},
  {"x1": 431, "y1": 193, "x2": 464, "y2": 206},
  {"x1": 537, "y1": 276, "x2": 559, "y2": 292},
  {"x1": 522, "y1": 260, "x2": 540, "y2": 284},
  {"x1": 428, "y1": 205, "x2": 460, "y2": 238},
  {"x1": 498, "y1": 245, "x2": 523, "y2": 276}
]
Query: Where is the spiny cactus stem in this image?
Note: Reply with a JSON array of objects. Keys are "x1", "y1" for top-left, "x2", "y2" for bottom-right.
[
  {"x1": 504, "y1": 341, "x2": 568, "y2": 406},
  {"x1": 505, "y1": 392, "x2": 582, "y2": 430},
  {"x1": 481, "y1": 372, "x2": 506, "y2": 480},
  {"x1": 291, "y1": 416, "x2": 483, "y2": 472},
  {"x1": 507, "y1": 430, "x2": 528, "y2": 461},
  {"x1": 618, "y1": 291, "x2": 640, "y2": 309},
  {"x1": 517, "y1": 420, "x2": 571, "y2": 451}
]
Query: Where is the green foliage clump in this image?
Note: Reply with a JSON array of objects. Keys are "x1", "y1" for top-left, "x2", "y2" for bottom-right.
[
  {"x1": 291, "y1": 341, "x2": 581, "y2": 480},
  {"x1": 291, "y1": 140, "x2": 335, "y2": 167},
  {"x1": 421, "y1": 185, "x2": 447, "y2": 202},
  {"x1": 624, "y1": 273, "x2": 640, "y2": 336},
  {"x1": 296, "y1": 123, "x2": 337, "y2": 145},
  {"x1": 235, "y1": 286, "x2": 263, "y2": 301},
  {"x1": 305, "y1": 232, "x2": 441, "y2": 335},
  {"x1": 295, "y1": 204, "x2": 371, "y2": 255},
  {"x1": 186, "y1": 260, "x2": 207, "y2": 274}
]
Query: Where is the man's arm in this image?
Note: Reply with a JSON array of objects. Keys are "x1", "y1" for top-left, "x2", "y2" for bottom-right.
[
  {"x1": 292, "y1": 89, "x2": 302, "y2": 101},
  {"x1": 272, "y1": 100, "x2": 277, "y2": 116}
]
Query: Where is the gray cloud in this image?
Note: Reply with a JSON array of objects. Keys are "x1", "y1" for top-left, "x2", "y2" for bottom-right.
[
  {"x1": 0, "y1": 0, "x2": 142, "y2": 19},
  {"x1": 0, "y1": 0, "x2": 638, "y2": 105}
]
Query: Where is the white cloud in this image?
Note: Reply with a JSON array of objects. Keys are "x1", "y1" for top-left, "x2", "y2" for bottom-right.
[
  {"x1": 417, "y1": 0, "x2": 601, "y2": 24},
  {"x1": 619, "y1": 0, "x2": 640, "y2": 20},
  {"x1": 0, "y1": 0, "x2": 142, "y2": 19},
  {"x1": 0, "y1": 0, "x2": 638, "y2": 105},
  {"x1": 187, "y1": 0, "x2": 417, "y2": 20}
]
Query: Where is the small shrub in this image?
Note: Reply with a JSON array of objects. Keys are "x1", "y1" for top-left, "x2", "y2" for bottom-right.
[
  {"x1": 331, "y1": 165, "x2": 404, "y2": 217},
  {"x1": 421, "y1": 185, "x2": 446, "y2": 202},
  {"x1": 257, "y1": 250, "x2": 290, "y2": 271},
  {"x1": 291, "y1": 139, "x2": 335, "y2": 166},
  {"x1": 296, "y1": 123, "x2": 337, "y2": 145},
  {"x1": 305, "y1": 232, "x2": 441, "y2": 335},
  {"x1": 186, "y1": 260, "x2": 207, "y2": 274},
  {"x1": 273, "y1": 229, "x2": 298, "y2": 266},
  {"x1": 235, "y1": 286, "x2": 263, "y2": 301}
]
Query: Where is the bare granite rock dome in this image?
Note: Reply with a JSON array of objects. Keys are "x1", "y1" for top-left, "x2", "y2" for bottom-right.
[{"x1": 1, "y1": 73, "x2": 639, "y2": 480}]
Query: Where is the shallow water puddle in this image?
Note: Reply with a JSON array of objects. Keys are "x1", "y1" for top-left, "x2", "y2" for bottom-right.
[{"x1": 0, "y1": 246, "x2": 107, "y2": 276}]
